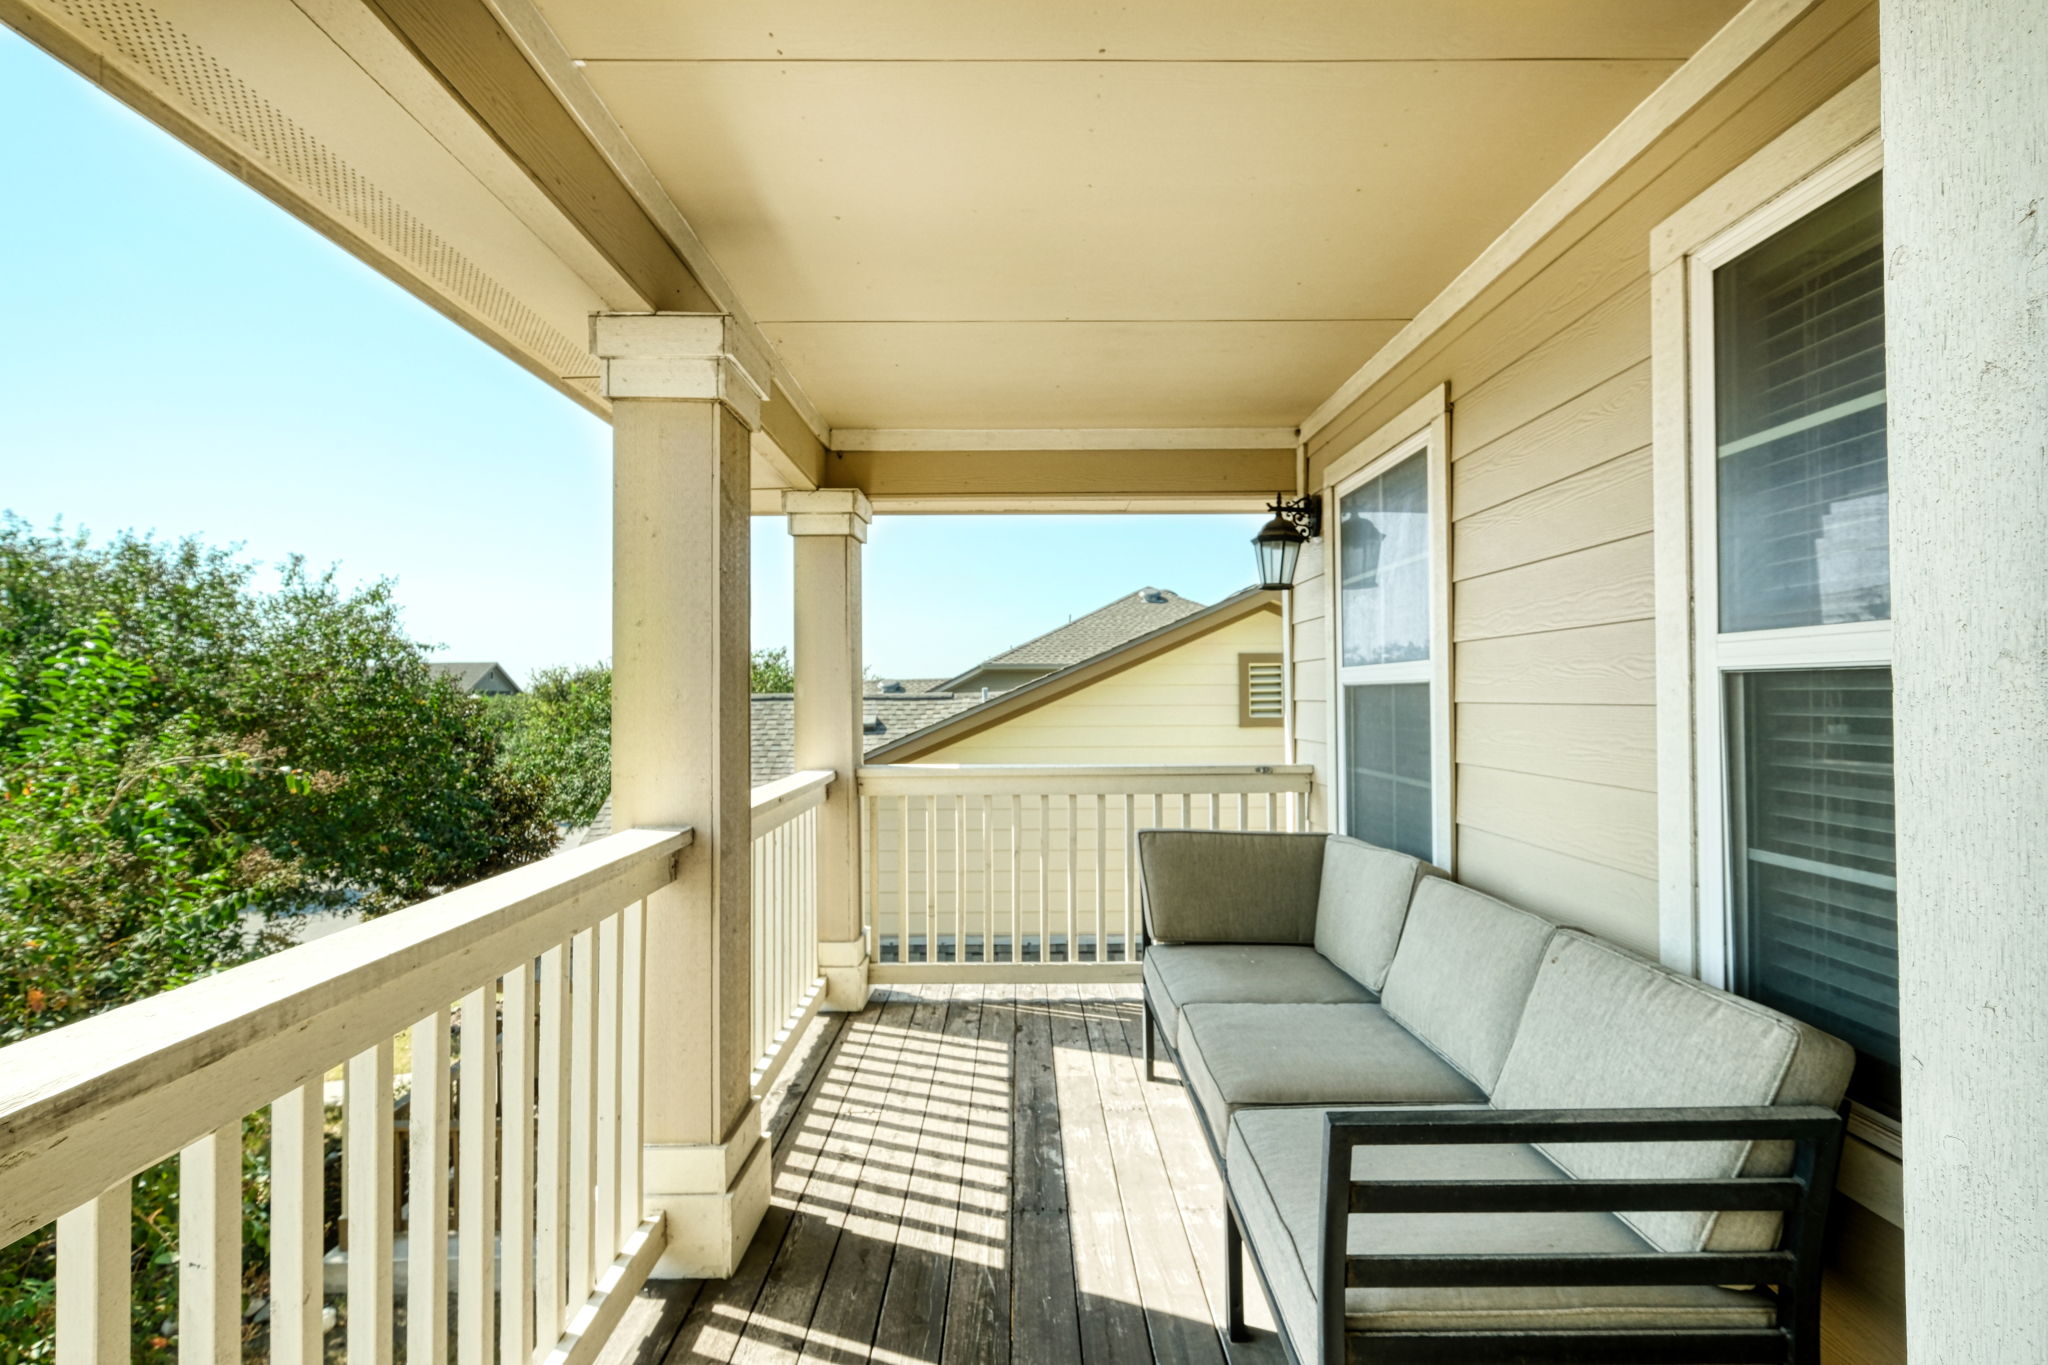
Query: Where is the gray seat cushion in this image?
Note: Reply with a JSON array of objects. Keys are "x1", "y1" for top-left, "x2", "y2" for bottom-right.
[
  {"x1": 1491, "y1": 930, "x2": 1856, "y2": 1253},
  {"x1": 1379, "y1": 878, "x2": 1555, "y2": 1091},
  {"x1": 1177, "y1": 1004, "x2": 1483, "y2": 1135},
  {"x1": 1143, "y1": 944, "x2": 1374, "y2": 1051},
  {"x1": 1227, "y1": 1106, "x2": 1777, "y2": 1355},
  {"x1": 1313, "y1": 836, "x2": 1431, "y2": 992}
]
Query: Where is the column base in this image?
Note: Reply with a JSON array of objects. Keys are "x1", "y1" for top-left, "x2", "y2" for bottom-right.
[
  {"x1": 818, "y1": 938, "x2": 872, "y2": 1013},
  {"x1": 643, "y1": 1118, "x2": 770, "y2": 1279}
]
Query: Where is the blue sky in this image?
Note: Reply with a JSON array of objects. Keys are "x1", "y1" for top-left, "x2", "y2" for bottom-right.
[{"x1": 0, "y1": 30, "x2": 1265, "y2": 682}]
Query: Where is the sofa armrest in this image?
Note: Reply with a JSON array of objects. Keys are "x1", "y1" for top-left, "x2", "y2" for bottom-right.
[
  {"x1": 1136, "y1": 829, "x2": 1326, "y2": 945},
  {"x1": 1312, "y1": 1106, "x2": 1845, "y2": 1365}
]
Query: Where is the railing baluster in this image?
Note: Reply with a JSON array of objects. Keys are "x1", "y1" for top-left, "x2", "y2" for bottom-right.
[
  {"x1": 1009, "y1": 793, "x2": 1021, "y2": 962},
  {"x1": 621, "y1": 899, "x2": 646, "y2": 1244},
  {"x1": 865, "y1": 792, "x2": 879, "y2": 963},
  {"x1": 347, "y1": 1038, "x2": 395, "y2": 1365},
  {"x1": 924, "y1": 794, "x2": 938, "y2": 962},
  {"x1": 1122, "y1": 792, "x2": 1136, "y2": 960},
  {"x1": 535, "y1": 944, "x2": 570, "y2": 1346},
  {"x1": 457, "y1": 986, "x2": 497, "y2": 1365},
  {"x1": 501, "y1": 964, "x2": 536, "y2": 1365},
  {"x1": 980, "y1": 794, "x2": 994, "y2": 964},
  {"x1": 1094, "y1": 793, "x2": 1106, "y2": 962},
  {"x1": 56, "y1": 1181, "x2": 129, "y2": 1365},
  {"x1": 271, "y1": 1081, "x2": 326, "y2": 1365},
  {"x1": 1036, "y1": 793, "x2": 1049, "y2": 962},
  {"x1": 954, "y1": 795, "x2": 967, "y2": 962},
  {"x1": 179, "y1": 1122, "x2": 242, "y2": 1365},
  {"x1": 1073, "y1": 789, "x2": 1089, "y2": 961},
  {"x1": 897, "y1": 793, "x2": 910, "y2": 965},
  {"x1": 567, "y1": 926, "x2": 598, "y2": 1305},
  {"x1": 596, "y1": 914, "x2": 623, "y2": 1265},
  {"x1": 410, "y1": 1010, "x2": 452, "y2": 1365}
]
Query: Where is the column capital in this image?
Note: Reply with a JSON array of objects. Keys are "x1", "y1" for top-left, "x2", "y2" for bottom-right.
[
  {"x1": 591, "y1": 312, "x2": 769, "y2": 429},
  {"x1": 782, "y1": 488, "x2": 874, "y2": 541}
]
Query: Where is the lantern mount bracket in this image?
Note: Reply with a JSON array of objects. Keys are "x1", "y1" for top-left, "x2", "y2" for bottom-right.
[{"x1": 1267, "y1": 493, "x2": 1322, "y2": 541}]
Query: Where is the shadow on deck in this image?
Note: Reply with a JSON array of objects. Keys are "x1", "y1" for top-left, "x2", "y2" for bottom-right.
[{"x1": 603, "y1": 985, "x2": 1285, "y2": 1365}]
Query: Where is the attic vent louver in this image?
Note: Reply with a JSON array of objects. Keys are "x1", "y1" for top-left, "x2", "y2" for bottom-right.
[
  {"x1": 881, "y1": 680, "x2": 905, "y2": 693},
  {"x1": 863, "y1": 715, "x2": 884, "y2": 733},
  {"x1": 1141, "y1": 589, "x2": 1168, "y2": 603}
]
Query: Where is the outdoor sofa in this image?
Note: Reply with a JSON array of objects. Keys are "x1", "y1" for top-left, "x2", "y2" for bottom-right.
[{"x1": 1137, "y1": 829, "x2": 1852, "y2": 1365}]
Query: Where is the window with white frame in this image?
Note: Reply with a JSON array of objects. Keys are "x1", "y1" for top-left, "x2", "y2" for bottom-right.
[
  {"x1": 1332, "y1": 436, "x2": 1448, "y2": 864},
  {"x1": 1694, "y1": 168, "x2": 1897, "y2": 1119}
]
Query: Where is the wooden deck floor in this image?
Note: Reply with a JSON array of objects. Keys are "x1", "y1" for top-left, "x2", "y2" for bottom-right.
[{"x1": 617, "y1": 985, "x2": 1286, "y2": 1365}]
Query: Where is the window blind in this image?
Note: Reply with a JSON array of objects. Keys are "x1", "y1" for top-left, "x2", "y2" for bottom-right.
[
  {"x1": 1344, "y1": 682, "x2": 1431, "y2": 861},
  {"x1": 1730, "y1": 667, "x2": 1899, "y2": 1116},
  {"x1": 1714, "y1": 173, "x2": 1888, "y2": 633}
]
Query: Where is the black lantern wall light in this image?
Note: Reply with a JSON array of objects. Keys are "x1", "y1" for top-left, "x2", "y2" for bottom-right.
[{"x1": 1251, "y1": 492, "x2": 1322, "y2": 591}]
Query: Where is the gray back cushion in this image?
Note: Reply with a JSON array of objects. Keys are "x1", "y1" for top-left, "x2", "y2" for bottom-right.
[
  {"x1": 1490, "y1": 931, "x2": 1855, "y2": 1253},
  {"x1": 1138, "y1": 830, "x2": 1326, "y2": 944},
  {"x1": 1313, "y1": 836, "x2": 1431, "y2": 991},
  {"x1": 1379, "y1": 879, "x2": 1554, "y2": 1091}
]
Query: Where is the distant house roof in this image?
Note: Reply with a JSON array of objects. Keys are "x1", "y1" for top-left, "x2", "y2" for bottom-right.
[
  {"x1": 750, "y1": 690, "x2": 983, "y2": 786},
  {"x1": 869, "y1": 677, "x2": 948, "y2": 695},
  {"x1": 937, "y1": 587, "x2": 1206, "y2": 687},
  {"x1": 867, "y1": 587, "x2": 1282, "y2": 763},
  {"x1": 430, "y1": 661, "x2": 522, "y2": 695}
]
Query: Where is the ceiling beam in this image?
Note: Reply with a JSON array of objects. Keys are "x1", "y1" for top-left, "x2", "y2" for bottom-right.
[
  {"x1": 818, "y1": 446, "x2": 1293, "y2": 513},
  {"x1": 829, "y1": 427, "x2": 1298, "y2": 452}
]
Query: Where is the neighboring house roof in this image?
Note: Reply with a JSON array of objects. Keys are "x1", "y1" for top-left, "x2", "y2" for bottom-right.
[
  {"x1": 562, "y1": 796, "x2": 614, "y2": 850},
  {"x1": 936, "y1": 587, "x2": 1206, "y2": 688},
  {"x1": 750, "y1": 690, "x2": 984, "y2": 786},
  {"x1": 867, "y1": 587, "x2": 1282, "y2": 763},
  {"x1": 870, "y1": 677, "x2": 948, "y2": 695},
  {"x1": 430, "y1": 660, "x2": 522, "y2": 695}
]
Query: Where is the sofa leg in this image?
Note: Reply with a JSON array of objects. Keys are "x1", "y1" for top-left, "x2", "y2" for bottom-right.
[
  {"x1": 1142, "y1": 997, "x2": 1159, "y2": 1080},
  {"x1": 1225, "y1": 1204, "x2": 1249, "y2": 1342}
]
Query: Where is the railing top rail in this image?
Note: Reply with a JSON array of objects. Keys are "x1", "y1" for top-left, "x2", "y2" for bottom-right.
[
  {"x1": 856, "y1": 762, "x2": 1314, "y2": 796},
  {"x1": 0, "y1": 825, "x2": 689, "y2": 1249},
  {"x1": 751, "y1": 768, "x2": 835, "y2": 837}
]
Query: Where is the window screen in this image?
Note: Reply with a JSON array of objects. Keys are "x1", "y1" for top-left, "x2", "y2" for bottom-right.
[
  {"x1": 1729, "y1": 668, "x2": 1898, "y2": 1115},
  {"x1": 1344, "y1": 682, "x2": 1431, "y2": 861},
  {"x1": 1338, "y1": 452, "x2": 1430, "y2": 666},
  {"x1": 1714, "y1": 175, "x2": 1888, "y2": 633}
]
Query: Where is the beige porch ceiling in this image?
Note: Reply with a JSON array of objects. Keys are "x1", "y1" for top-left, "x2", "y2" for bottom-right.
[{"x1": 536, "y1": 0, "x2": 1745, "y2": 430}]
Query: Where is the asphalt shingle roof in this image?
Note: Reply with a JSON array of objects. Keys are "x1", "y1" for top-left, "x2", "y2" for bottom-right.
[
  {"x1": 750, "y1": 691, "x2": 983, "y2": 786},
  {"x1": 973, "y1": 587, "x2": 1206, "y2": 671}
]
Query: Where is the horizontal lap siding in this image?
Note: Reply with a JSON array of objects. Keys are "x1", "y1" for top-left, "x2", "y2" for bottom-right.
[
  {"x1": 922, "y1": 610, "x2": 1285, "y2": 766},
  {"x1": 1287, "y1": 11, "x2": 1901, "y2": 1357},
  {"x1": 1288, "y1": 541, "x2": 1332, "y2": 830},
  {"x1": 1298, "y1": 1, "x2": 1880, "y2": 952}
]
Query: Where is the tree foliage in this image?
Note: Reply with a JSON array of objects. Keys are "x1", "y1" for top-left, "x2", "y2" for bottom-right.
[
  {"x1": 482, "y1": 662, "x2": 612, "y2": 826},
  {"x1": 750, "y1": 645, "x2": 795, "y2": 693},
  {"x1": 0, "y1": 519, "x2": 564, "y2": 1359},
  {"x1": 0, "y1": 518, "x2": 558, "y2": 918}
]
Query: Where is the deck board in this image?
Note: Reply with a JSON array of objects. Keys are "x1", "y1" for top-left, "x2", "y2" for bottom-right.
[{"x1": 646, "y1": 984, "x2": 1275, "y2": 1365}]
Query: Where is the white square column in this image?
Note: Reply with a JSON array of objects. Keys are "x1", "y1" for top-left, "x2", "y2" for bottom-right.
[
  {"x1": 597, "y1": 312, "x2": 769, "y2": 1278},
  {"x1": 784, "y1": 489, "x2": 873, "y2": 1010},
  {"x1": 1882, "y1": 4, "x2": 2048, "y2": 1356}
]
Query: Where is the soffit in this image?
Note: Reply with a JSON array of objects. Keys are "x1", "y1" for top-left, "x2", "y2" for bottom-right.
[{"x1": 533, "y1": 0, "x2": 1745, "y2": 429}]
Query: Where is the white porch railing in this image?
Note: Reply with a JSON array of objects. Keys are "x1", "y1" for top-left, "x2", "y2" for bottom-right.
[
  {"x1": 748, "y1": 769, "x2": 832, "y2": 1095},
  {"x1": 0, "y1": 826, "x2": 686, "y2": 1365},
  {"x1": 858, "y1": 764, "x2": 1314, "y2": 976}
]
